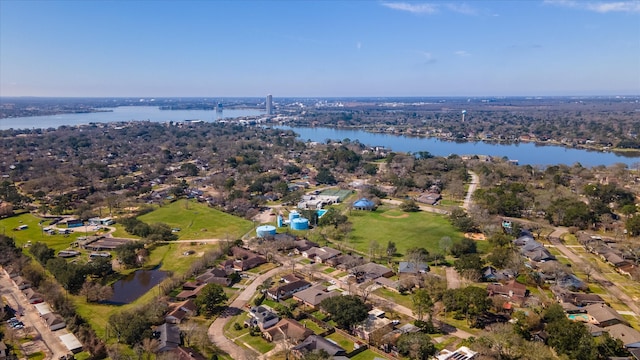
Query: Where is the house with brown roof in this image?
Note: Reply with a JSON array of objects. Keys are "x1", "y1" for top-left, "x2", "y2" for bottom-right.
[
  {"x1": 552, "y1": 287, "x2": 605, "y2": 307},
  {"x1": 23, "y1": 288, "x2": 44, "y2": 304},
  {"x1": 266, "y1": 279, "x2": 312, "y2": 301},
  {"x1": 487, "y1": 280, "x2": 527, "y2": 300},
  {"x1": 176, "y1": 283, "x2": 207, "y2": 300},
  {"x1": 263, "y1": 318, "x2": 313, "y2": 343},
  {"x1": 352, "y1": 262, "x2": 394, "y2": 281},
  {"x1": 605, "y1": 323, "x2": 640, "y2": 348},
  {"x1": 416, "y1": 192, "x2": 442, "y2": 205},
  {"x1": 166, "y1": 347, "x2": 207, "y2": 360},
  {"x1": 230, "y1": 247, "x2": 266, "y2": 271},
  {"x1": 293, "y1": 239, "x2": 319, "y2": 254},
  {"x1": 293, "y1": 284, "x2": 341, "y2": 308},
  {"x1": 196, "y1": 268, "x2": 232, "y2": 286},
  {"x1": 585, "y1": 304, "x2": 628, "y2": 328},
  {"x1": 42, "y1": 313, "x2": 66, "y2": 331},
  {"x1": 292, "y1": 335, "x2": 347, "y2": 359},
  {"x1": 165, "y1": 299, "x2": 197, "y2": 324},
  {"x1": 326, "y1": 254, "x2": 364, "y2": 270},
  {"x1": 303, "y1": 247, "x2": 341, "y2": 263}
]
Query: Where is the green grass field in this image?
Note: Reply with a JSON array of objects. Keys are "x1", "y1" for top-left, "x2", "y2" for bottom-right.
[
  {"x1": 139, "y1": 199, "x2": 253, "y2": 239},
  {"x1": 347, "y1": 205, "x2": 468, "y2": 256},
  {"x1": 0, "y1": 213, "x2": 86, "y2": 251}
]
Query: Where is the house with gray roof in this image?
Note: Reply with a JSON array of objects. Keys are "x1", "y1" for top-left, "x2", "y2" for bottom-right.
[
  {"x1": 605, "y1": 323, "x2": 640, "y2": 348},
  {"x1": 245, "y1": 305, "x2": 279, "y2": 330},
  {"x1": 585, "y1": 304, "x2": 628, "y2": 328},
  {"x1": 292, "y1": 335, "x2": 347, "y2": 358},
  {"x1": 398, "y1": 261, "x2": 429, "y2": 277},
  {"x1": 154, "y1": 323, "x2": 181, "y2": 352},
  {"x1": 293, "y1": 284, "x2": 341, "y2": 308}
]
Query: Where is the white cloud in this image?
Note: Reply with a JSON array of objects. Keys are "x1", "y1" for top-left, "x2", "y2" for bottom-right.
[
  {"x1": 544, "y1": 0, "x2": 640, "y2": 13},
  {"x1": 446, "y1": 3, "x2": 477, "y2": 15},
  {"x1": 381, "y1": 2, "x2": 438, "y2": 14},
  {"x1": 357, "y1": 42, "x2": 362, "y2": 50},
  {"x1": 455, "y1": 50, "x2": 471, "y2": 57},
  {"x1": 418, "y1": 51, "x2": 437, "y2": 64}
]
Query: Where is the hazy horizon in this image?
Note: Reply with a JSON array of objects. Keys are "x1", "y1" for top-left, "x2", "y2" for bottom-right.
[{"x1": 1, "y1": 0, "x2": 639, "y2": 97}]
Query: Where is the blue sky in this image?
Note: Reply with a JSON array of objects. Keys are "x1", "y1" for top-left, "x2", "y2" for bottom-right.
[{"x1": 1, "y1": 0, "x2": 638, "y2": 97}]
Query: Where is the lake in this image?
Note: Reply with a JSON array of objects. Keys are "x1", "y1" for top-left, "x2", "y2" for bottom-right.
[
  {"x1": 2, "y1": 106, "x2": 638, "y2": 167},
  {"x1": 108, "y1": 269, "x2": 168, "y2": 305},
  {"x1": 0, "y1": 106, "x2": 265, "y2": 130},
  {"x1": 276, "y1": 126, "x2": 640, "y2": 167}
]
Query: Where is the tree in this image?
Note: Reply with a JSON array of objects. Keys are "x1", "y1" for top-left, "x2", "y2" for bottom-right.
[
  {"x1": 386, "y1": 241, "x2": 397, "y2": 261},
  {"x1": 319, "y1": 295, "x2": 368, "y2": 329},
  {"x1": 486, "y1": 247, "x2": 515, "y2": 269},
  {"x1": 301, "y1": 349, "x2": 331, "y2": 360},
  {"x1": 625, "y1": 215, "x2": 640, "y2": 236},
  {"x1": 453, "y1": 253, "x2": 484, "y2": 281},
  {"x1": 369, "y1": 240, "x2": 379, "y2": 261},
  {"x1": 439, "y1": 236, "x2": 453, "y2": 255},
  {"x1": 196, "y1": 283, "x2": 228, "y2": 316},
  {"x1": 30, "y1": 241, "x2": 55, "y2": 265},
  {"x1": 450, "y1": 238, "x2": 477, "y2": 257},
  {"x1": 448, "y1": 208, "x2": 477, "y2": 232},
  {"x1": 400, "y1": 199, "x2": 420, "y2": 212},
  {"x1": 411, "y1": 289, "x2": 433, "y2": 322},
  {"x1": 396, "y1": 332, "x2": 436, "y2": 360},
  {"x1": 546, "y1": 318, "x2": 596, "y2": 360},
  {"x1": 315, "y1": 167, "x2": 337, "y2": 185}
]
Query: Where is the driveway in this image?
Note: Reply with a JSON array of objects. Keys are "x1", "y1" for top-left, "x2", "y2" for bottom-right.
[
  {"x1": 445, "y1": 267, "x2": 462, "y2": 289},
  {"x1": 207, "y1": 266, "x2": 283, "y2": 360},
  {"x1": 0, "y1": 268, "x2": 69, "y2": 359},
  {"x1": 463, "y1": 171, "x2": 479, "y2": 211}
]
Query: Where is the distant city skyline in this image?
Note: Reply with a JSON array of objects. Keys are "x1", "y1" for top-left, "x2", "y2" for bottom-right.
[{"x1": 1, "y1": 1, "x2": 638, "y2": 97}]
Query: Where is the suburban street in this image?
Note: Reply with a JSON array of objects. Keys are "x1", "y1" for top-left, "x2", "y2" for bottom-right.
[
  {"x1": 0, "y1": 268, "x2": 69, "y2": 359},
  {"x1": 547, "y1": 228, "x2": 640, "y2": 317}
]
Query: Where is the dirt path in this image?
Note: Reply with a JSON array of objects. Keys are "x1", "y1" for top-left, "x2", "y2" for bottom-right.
[
  {"x1": 381, "y1": 199, "x2": 449, "y2": 215},
  {"x1": 463, "y1": 170, "x2": 479, "y2": 211},
  {"x1": 207, "y1": 266, "x2": 283, "y2": 360},
  {"x1": 445, "y1": 267, "x2": 462, "y2": 289},
  {"x1": 548, "y1": 228, "x2": 640, "y2": 317}
]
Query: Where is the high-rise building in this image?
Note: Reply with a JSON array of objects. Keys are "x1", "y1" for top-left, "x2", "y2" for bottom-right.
[{"x1": 266, "y1": 94, "x2": 273, "y2": 115}]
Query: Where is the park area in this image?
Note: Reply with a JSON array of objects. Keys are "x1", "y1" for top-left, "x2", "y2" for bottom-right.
[
  {"x1": 138, "y1": 199, "x2": 254, "y2": 240},
  {"x1": 347, "y1": 204, "x2": 489, "y2": 256}
]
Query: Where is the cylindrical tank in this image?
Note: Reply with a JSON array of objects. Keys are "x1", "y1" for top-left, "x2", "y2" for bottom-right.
[
  {"x1": 289, "y1": 211, "x2": 300, "y2": 222},
  {"x1": 256, "y1": 225, "x2": 277, "y2": 237},
  {"x1": 290, "y1": 217, "x2": 309, "y2": 231},
  {"x1": 277, "y1": 215, "x2": 283, "y2": 227}
]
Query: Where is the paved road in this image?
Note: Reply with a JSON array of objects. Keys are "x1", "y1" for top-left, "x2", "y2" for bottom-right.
[
  {"x1": 463, "y1": 171, "x2": 479, "y2": 211},
  {"x1": 548, "y1": 228, "x2": 640, "y2": 317},
  {"x1": 0, "y1": 269, "x2": 69, "y2": 359},
  {"x1": 207, "y1": 266, "x2": 283, "y2": 360}
]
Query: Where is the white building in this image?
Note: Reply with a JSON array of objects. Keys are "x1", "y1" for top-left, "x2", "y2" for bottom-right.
[{"x1": 266, "y1": 94, "x2": 273, "y2": 115}]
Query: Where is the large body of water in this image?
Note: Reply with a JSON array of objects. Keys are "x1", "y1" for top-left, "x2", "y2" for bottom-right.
[
  {"x1": 0, "y1": 106, "x2": 264, "y2": 130},
  {"x1": 1, "y1": 106, "x2": 638, "y2": 167},
  {"x1": 277, "y1": 126, "x2": 639, "y2": 167}
]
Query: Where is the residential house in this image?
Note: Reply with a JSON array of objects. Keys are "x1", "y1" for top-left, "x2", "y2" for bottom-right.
[
  {"x1": 165, "y1": 299, "x2": 197, "y2": 324},
  {"x1": 415, "y1": 192, "x2": 442, "y2": 205},
  {"x1": 292, "y1": 335, "x2": 347, "y2": 358},
  {"x1": 13, "y1": 276, "x2": 31, "y2": 290},
  {"x1": 374, "y1": 277, "x2": 400, "y2": 292},
  {"x1": 23, "y1": 288, "x2": 44, "y2": 304},
  {"x1": 481, "y1": 266, "x2": 513, "y2": 282},
  {"x1": 487, "y1": 280, "x2": 527, "y2": 300},
  {"x1": 551, "y1": 287, "x2": 605, "y2": 307},
  {"x1": 326, "y1": 254, "x2": 364, "y2": 270},
  {"x1": 585, "y1": 304, "x2": 628, "y2": 328},
  {"x1": 435, "y1": 346, "x2": 478, "y2": 360},
  {"x1": 166, "y1": 347, "x2": 207, "y2": 360},
  {"x1": 398, "y1": 261, "x2": 429, "y2": 278},
  {"x1": 379, "y1": 323, "x2": 421, "y2": 354},
  {"x1": 176, "y1": 283, "x2": 207, "y2": 300},
  {"x1": 230, "y1": 247, "x2": 266, "y2": 271},
  {"x1": 353, "y1": 313, "x2": 392, "y2": 342},
  {"x1": 605, "y1": 324, "x2": 640, "y2": 348},
  {"x1": 303, "y1": 247, "x2": 341, "y2": 263},
  {"x1": 293, "y1": 239, "x2": 319, "y2": 254},
  {"x1": 196, "y1": 268, "x2": 232, "y2": 286},
  {"x1": 293, "y1": 284, "x2": 341, "y2": 309},
  {"x1": 352, "y1": 262, "x2": 394, "y2": 281},
  {"x1": 154, "y1": 323, "x2": 181, "y2": 352},
  {"x1": 266, "y1": 279, "x2": 311, "y2": 301},
  {"x1": 42, "y1": 313, "x2": 66, "y2": 331},
  {"x1": 263, "y1": 318, "x2": 313, "y2": 343},
  {"x1": 245, "y1": 305, "x2": 279, "y2": 330}
]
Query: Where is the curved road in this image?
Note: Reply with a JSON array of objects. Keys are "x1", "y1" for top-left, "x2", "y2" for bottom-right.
[{"x1": 207, "y1": 266, "x2": 283, "y2": 360}]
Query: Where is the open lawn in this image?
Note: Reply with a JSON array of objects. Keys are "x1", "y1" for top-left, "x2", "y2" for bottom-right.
[
  {"x1": 139, "y1": 199, "x2": 253, "y2": 240},
  {"x1": 351, "y1": 349, "x2": 389, "y2": 360},
  {"x1": 347, "y1": 205, "x2": 481, "y2": 256},
  {"x1": 299, "y1": 318, "x2": 326, "y2": 334},
  {"x1": 0, "y1": 213, "x2": 88, "y2": 251},
  {"x1": 326, "y1": 331, "x2": 354, "y2": 351}
]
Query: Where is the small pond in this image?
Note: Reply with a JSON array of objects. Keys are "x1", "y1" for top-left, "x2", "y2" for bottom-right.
[{"x1": 107, "y1": 269, "x2": 168, "y2": 305}]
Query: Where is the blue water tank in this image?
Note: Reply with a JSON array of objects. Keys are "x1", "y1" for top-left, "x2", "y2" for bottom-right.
[
  {"x1": 277, "y1": 215, "x2": 283, "y2": 227},
  {"x1": 290, "y1": 217, "x2": 309, "y2": 231},
  {"x1": 289, "y1": 211, "x2": 300, "y2": 221},
  {"x1": 256, "y1": 225, "x2": 277, "y2": 237}
]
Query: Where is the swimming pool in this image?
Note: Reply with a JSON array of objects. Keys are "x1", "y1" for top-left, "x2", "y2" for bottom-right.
[{"x1": 316, "y1": 209, "x2": 328, "y2": 218}]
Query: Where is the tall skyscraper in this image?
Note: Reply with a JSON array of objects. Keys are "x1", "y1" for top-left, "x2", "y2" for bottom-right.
[{"x1": 266, "y1": 94, "x2": 273, "y2": 115}]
